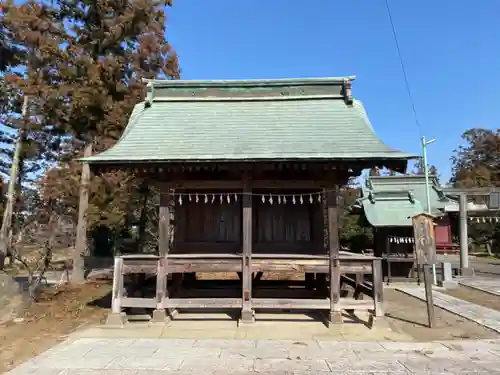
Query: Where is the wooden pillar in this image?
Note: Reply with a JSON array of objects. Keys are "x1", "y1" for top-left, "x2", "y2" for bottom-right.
[
  {"x1": 152, "y1": 189, "x2": 171, "y2": 323},
  {"x1": 326, "y1": 187, "x2": 342, "y2": 324},
  {"x1": 423, "y1": 264, "x2": 436, "y2": 328},
  {"x1": 106, "y1": 256, "x2": 127, "y2": 326},
  {"x1": 158, "y1": 190, "x2": 171, "y2": 256},
  {"x1": 385, "y1": 235, "x2": 392, "y2": 285},
  {"x1": 240, "y1": 184, "x2": 255, "y2": 324},
  {"x1": 152, "y1": 257, "x2": 167, "y2": 322}
]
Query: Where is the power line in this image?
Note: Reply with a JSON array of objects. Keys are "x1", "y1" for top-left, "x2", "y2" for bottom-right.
[{"x1": 384, "y1": 0, "x2": 422, "y2": 138}]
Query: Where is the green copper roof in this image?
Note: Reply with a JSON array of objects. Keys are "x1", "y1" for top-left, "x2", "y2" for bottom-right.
[
  {"x1": 355, "y1": 175, "x2": 450, "y2": 227},
  {"x1": 362, "y1": 198, "x2": 425, "y2": 227},
  {"x1": 83, "y1": 77, "x2": 416, "y2": 164}
]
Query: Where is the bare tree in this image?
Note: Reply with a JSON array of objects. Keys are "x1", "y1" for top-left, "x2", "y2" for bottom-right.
[{"x1": 9, "y1": 196, "x2": 61, "y2": 299}]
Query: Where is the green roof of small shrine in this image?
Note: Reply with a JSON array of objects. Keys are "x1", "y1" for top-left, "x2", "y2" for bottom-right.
[
  {"x1": 82, "y1": 77, "x2": 416, "y2": 164},
  {"x1": 354, "y1": 175, "x2": 451, "y2": 227}
]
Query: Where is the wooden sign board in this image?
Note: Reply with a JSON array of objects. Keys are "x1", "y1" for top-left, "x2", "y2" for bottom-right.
[{"x1": 412, "y1": 213, "x2": 437, "y2": 266}]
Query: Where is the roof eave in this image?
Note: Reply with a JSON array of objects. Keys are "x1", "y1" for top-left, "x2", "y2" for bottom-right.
[{"x1": 80, "y1": 154, "x2": 417, "y2": 164}]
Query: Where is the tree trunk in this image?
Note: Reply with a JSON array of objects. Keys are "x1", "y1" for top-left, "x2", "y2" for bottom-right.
[
  {"x1": 30, "y1": 214, "x2": 56, "y2": 299},
  {"x1": 8, "y1": 158, "x2": 25, "y2": 266},
  {"x1": 0, "y1": 96, "x2": 28, "y2": 270},
  {"x1": 72, "y1": 143, "x2": 92, "y2": 283}
]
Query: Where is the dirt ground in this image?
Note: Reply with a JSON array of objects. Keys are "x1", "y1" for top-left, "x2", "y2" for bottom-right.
[
  {"x1": 0, "y1": 281, "x2": 111, "y2": 373},
  {"x1": 444, "y1": 285, "x2": 500, "y2": 312},
  {"x1": 384, "y1": 289, "x2": 500, "y2": 341}
]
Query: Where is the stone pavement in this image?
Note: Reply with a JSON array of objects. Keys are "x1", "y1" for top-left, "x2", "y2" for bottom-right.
[
  {"x1": 438, "y1": 254, "x2": 500, "y2": 277},
  {"x1": 459, "y1": 277, "x2": 500, "y2": 297},
  {"x1": 397, "y1": 286, "x2": 500, "y2": 333},
  {"x1": 7, "y1": 337, "x2": 500, "y2": 374}
]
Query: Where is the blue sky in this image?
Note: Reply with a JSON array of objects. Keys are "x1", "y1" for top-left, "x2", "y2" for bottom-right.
[{"x1": 167, "y1": 0, "x2": 500, "y2": 182}]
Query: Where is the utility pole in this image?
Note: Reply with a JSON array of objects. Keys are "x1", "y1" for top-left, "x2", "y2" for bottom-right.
[
  {"x1": 421, "y1": 136, "x2": 436, "y2": 215},
  {"x1": 421, "y1": 135, "x2": 437, "y2": 284},
  {"x1": 0, "y1": 95, "x2": 29, "y2": 270},
  {"x1": 459, "y1": 193, "x2": 469, "y2": 272}
]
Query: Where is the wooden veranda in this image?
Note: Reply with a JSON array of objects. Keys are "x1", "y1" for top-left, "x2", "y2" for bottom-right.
[{"x1": 104, "y1": 171, "x2": 385, "y2": 326}]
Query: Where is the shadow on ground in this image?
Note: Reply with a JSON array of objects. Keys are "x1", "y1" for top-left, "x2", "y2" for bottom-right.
[{"x1": 88, "y1": 290, "x2": 113, "y2": 310}]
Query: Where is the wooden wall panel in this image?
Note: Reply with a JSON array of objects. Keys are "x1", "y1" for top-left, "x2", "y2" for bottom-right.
[
  {"x1": 182, "y1": 201, "x2": 241, "y2": 243},
  {"x1": 256, "y1": 202, "x2": 312, "y2": 243}
]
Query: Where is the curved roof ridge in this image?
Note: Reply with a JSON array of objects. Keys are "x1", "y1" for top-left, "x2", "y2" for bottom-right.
[
  {"x1": 120, "y1": 102, "x2": 147, "y2": 140},
  {"x1": 151, "y1": 95, "x2": 343, "y2": 102},
  {"x1": 89, "y1": 102, "x2": 147, "y2": 161},
  {"x1": 352, "y1": 99, "x2": 403, "y2": 153},
  {"x1": 352, "y1": 99, "x2": 374, "y2": 132},
  {"x1": 143, "y1": 76, "x2": 356, "y2": 88}
]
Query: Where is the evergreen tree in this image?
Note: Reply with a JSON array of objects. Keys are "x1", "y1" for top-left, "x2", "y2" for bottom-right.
[
  {"x1": 43, "y1": 0, "x2": 179, "y2": 281},
  {"x1": 451, "y1": 128, "x2": 500, "y2": 255},
  {"x1": 451, "y1": 128, "x2": 500, "y2": 187},
  {"x1": 412, "y1": 158, "x2": 440, "y2": 183},
  {"x1": 0, "y1": 0, "x2": 179, "y2": 275},
  {"x1": 0, "y1": 2, "x2": 22, "y2": 71},
  {"x1": 0, "y1": 0, "x2": 64, "y2": 266}
]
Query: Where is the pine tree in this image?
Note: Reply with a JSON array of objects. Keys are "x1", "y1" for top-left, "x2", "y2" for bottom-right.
[
  {"x1": 0, "y1": 2, "x2": 22, "y2": 72},
  {"x1": 0, "y1": 0, "x2": 64, "y2": 267},
  {"x1": 45, "y1": 0, "x2": 179, "y2": 281}
]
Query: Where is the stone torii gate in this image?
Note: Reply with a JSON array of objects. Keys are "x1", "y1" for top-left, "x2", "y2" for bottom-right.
[{"x1": 442, "y1": 187, "x2": 500, "y2": 276}]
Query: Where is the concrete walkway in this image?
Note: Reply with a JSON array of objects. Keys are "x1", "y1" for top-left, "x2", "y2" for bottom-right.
[
  {"x1": 397, "y1": 286, "x2": 500, "y2": 333},
  {"x1": 7, "y1": 337, "x2": 500, "y2": 374}
]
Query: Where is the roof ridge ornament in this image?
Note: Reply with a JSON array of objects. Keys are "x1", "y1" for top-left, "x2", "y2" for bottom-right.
[
  {"x1": 343, "y1": 78, "x2": 353, "y2": 105},
  {"x1": 145, "y1": 81, "x2": 154, "y2": 108}
]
